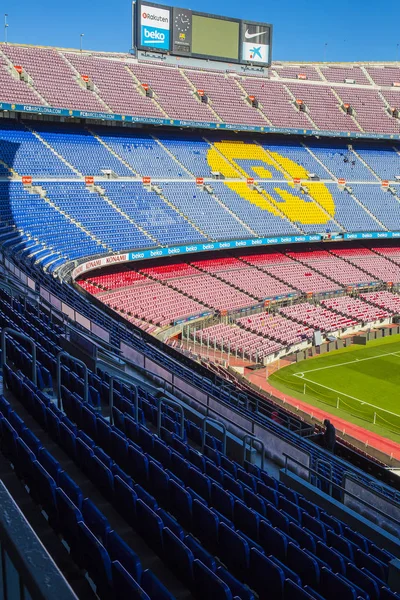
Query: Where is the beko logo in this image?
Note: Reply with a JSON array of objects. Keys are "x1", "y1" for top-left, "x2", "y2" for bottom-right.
[{"x1": 244, "y1": 29, "x2": 268, "y2": 40}]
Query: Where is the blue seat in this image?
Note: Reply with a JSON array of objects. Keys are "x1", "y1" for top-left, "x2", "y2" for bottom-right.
[
  {"x1": 237, "y1": 468, "x2": 256, "y2": 491},
  {"x1": 81, "y1": 404, "x2": 97, "y2": 441},
  {"x1": 76, "y1": 436, "x2": 94, "y2": 475},
  {"x1": 380, "y1": 588, "x2": 400, "y2": 599},
  {"x1": 38, "y1": 447, "x2": 61, "y2": 483},
  {"x1": 233, "y1": 500, "x2": 260, "y2": 541},
  {"x1": 1, "y1": 419, "x2": 18, "y2": 460},
  {"x1": 211, "y1": 483, "x2": 234, "y2": 521},
  {"x1": 78, "y1": 521, "x2": 112, "y2": 598},
  {"x1": 134, "y1": 484, "x2": 158, "y2": 512},
  {"x1": 268, "y1": 554, "x2": 302, "y2": 586},
  {"x1": 327, "y1": 529, "x2": 354, "y2": 560},
  {"x1": 284, "y1": 579, "x2": 317, "y2": 600},
  {"x1": 110, "y1": 430, "x2": 129, "y2": 469},
  {"x1": 94, "y1": 446, "x2": 113, "y2": 470},
  {"x1": 266, "y1": 503, "x2": 290, "y2": 533},
  {"x1": 184, "y1": 534, "x2": 217, "y2": 572},
  {"x1": 259, "y1": 520, "x2": 288, "y2": 561},
  {"x1": 128, "y1": 444, "x2": 149, "y2": 483},
  {"x1": 114, "y1": 475, "x2": 137, "y2": 527},
  {"x1": 20, "y1": 427, "x2": 42, "y2": 454},
  {"x1": 59, "y1": 422, "x2": 77, "y2": 460},
  {"x1": 320, "y1": 511, "x2": 343, "y2": 534},
  {"x1": 163, "y1": 528, "x2": 194, "y2": 585},
  {"x1": 218, "y1": 522, "x2": 249, "y2": 580},
  {"x1": 287, "y1": 542, "x2": 320, "y2": 588},
  {"x1": 112, "y1": 561, "x2": 150, "y2": 600},
  {"x1": 46, "y1": 407, "x2": 60, "y2": 441},
  {"x1": 222, "y1": 473, "x2": 244, "y2": 500},
  {"x1": 257, "y1": 481, "x2": 279, "y2": 506},
  {"x1": 355, "y1": 549, "x2": 387, "y2": 581},
  {"x1": 216, "y1": 566, "x2": 255, "y2": 600},
  {"x1": 15, "y1": 437, "x2": 35, "y2": 482},
  {"x1": 316, "y1": 541, "x2": 346, "y2": 575},
  {"x1": 187, "y1": 466, "x2": 211, "y2": 503},
  {"x1": 170, "y1": 451, "x2": 190, "y2": 481},
  {"x1": 169, "y1": 479, "x2": 192, "y2": 528},
  {"x1": 31, "y1": 460, "x2": 58, "y2": 523},
  {"x1": 91, "y1": 455, "x2": 114, "y2": 499},
  {"x1": 157, "y1": 508, "x2": 184, "y2": 540},
  {"x1": 58, "y1": 470, "x2": 83, "y2": 508},
  {"x1": 82, "y1": 498, "x2": 111, "y2": 544},
  {"x1": 320, "y1": 567, "x2": 358, "y2": 600},
  {"x1": 346, "y1": 564, "x2": 379, "y2": 600},
  {"x1": 249, "y1": 548, "x2": 284, "y2": 600},
  {"x1": 0, "y1": 395, "x2": 11, "y2": 417},
  {"x1": 243, "y1": 488, "x2": 267, "y2": 517},
  {"x1": 136, "y1": 499, "x2": 164, "y2": 552},
  {"x1": 153, "y1": 437, "x2": 171, "y2": 468},
  {"x1": 205, "y1": 459, "x2": 224, "y2": 485},
  {"x1": 141, "y1": 568, "x2": 177, "y2": 600},
  {"x1": 289, "y1": 522, "x2": 316, "y2": 553},
  {"x1": 280, "y1": 496, "x2": 302, "y2": 523},
  {"x1": 106, "y1": 530, "x2": 142, "y2": 583},
  {"x1": 298, "y1": 496, "x2": 320, "y2": 519},
  {"x1": 96, "y1": 415, "x2": 112, "y2": 454},
  {"x1": 138, "y1": 426, "x2": 154, "y2": 454},
  {"x1": 303, "y1": 513, "x2": 327, "y2": 541},
  {"x1": 148, "y1": 460, "x2": 170, "y2": 497},
  {"x1": 369, "y1": 543, "x2": 393, "y2": 564},
  {"x1": 193, "y1": 560, "x2": 232, "y2": 600},
  {"x1": 192, "y1": 499, "x2": 219, "y2": 552},
  {"x1": 55, "y1": 487, "x2": 82, "y2": 555}
]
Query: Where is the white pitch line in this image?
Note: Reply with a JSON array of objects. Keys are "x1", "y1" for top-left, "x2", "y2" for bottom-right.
[
  {"x1": 297, "y1": 350, "x2": 400, "y2": 375},
  {"x1": 293, "y1": 373, "x2": 400, "y2": 418}
]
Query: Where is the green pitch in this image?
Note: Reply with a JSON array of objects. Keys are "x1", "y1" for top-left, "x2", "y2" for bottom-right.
[{"x1": 269, "y1": 334, "x2": 400, "y2": 443}]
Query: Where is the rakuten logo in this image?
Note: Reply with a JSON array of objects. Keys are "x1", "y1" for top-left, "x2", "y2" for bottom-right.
[{"x1": 142, "y1": 11, "x2": 168, "y2": 23}]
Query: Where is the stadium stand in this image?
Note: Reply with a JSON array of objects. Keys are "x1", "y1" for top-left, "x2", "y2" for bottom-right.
[{"x1": 2, "y1": 42, "x2": 400, "y2": 600}]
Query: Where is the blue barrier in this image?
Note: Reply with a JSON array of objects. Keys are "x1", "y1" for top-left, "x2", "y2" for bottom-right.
[{"x1": 1, "y1": 101, "x2": 400, "y2": 141}]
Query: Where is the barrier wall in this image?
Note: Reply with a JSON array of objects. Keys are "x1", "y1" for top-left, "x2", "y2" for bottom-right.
[{"x1": 1, "y1": 101, "x2": 400, "y2": 141}]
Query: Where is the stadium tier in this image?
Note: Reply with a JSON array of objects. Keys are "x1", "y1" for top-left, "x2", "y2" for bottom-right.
[
  {"x1": 1, "y1": 44, "x2": 400, "y2": 136},
  {"x1": 1, "y1": 120, "x2": 400, "y2": 269},
  {"x1": 2, "y1": 43, "x2": 400, "y2": 600}
]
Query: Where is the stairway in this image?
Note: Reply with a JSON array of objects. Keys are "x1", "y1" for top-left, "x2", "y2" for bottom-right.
[
  {"x1": 59, "y1": 52, "x2": 113, "y2": 114},
  {"x1": 23, "y1": 124, "x2": 82, "y2": 176},
  {"x1": 87, "y1": 129, "x2": 138, "y2": 175},
  {"x1": 281, "y1": 83, "x2": 319, "y2": 130},
  {"x1": 329, "y1": 87, "x2": 364, "y2": 132},
  {"x1": 151, "y1": 185, "x2": 212, "y2": 242},
  {"x1": 180, "y1": 69, "x2": 223, "y2": 123},
  {"x1": 0, "y1": 47, "x2": 50, "y2": 106},
  {"x1": 233, "y1": 78, "x2": 272, "y2": 125},
  {"x1": 125, "y1": 66, "x2": 170, "y2": 119},
  {"x1": 92, "y1": 185, "x2": 158, "y2": 246},
  {"x1": 30, "y1": 184, "x2": 111, "y2": 252}
]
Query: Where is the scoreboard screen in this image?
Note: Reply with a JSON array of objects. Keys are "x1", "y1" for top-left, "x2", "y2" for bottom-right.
[
  {"x1": 134, "y1": 1, "x2": 272, "y2": 66},
  {"x1": 191, "y1": 15, "x2": 240, "y2": 61}
]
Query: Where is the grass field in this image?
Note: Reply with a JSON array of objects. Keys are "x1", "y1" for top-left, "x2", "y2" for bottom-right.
[{"x1": 269, "y1": 334, "x2": 400, "y2": 443}]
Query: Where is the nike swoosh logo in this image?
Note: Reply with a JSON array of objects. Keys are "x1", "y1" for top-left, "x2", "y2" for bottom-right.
[{"x1": 245, "y1": 30, "x2": 267, "y2": 39}]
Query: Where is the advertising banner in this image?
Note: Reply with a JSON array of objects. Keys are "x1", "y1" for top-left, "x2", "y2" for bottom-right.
[
  {"x1": 241, "y1": 22, "x2": 271, "y2": 65},
  {"x1": 139, "y1": 2, "x2": 171, "y2": 52}
]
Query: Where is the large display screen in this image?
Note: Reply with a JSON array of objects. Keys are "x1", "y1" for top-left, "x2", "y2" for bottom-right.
[
  {"x1": 191, "y1": 15, "x2": 239, "y2": 61},
  {"x1": 135, "y1": 1, "x2": 272, "y2": 66}
]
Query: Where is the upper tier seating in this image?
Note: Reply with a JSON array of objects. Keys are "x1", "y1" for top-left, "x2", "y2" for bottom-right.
[
  {"x1": 64, "y1": 52, "x2": 165, "y2": 118},
  {"x1": 1, "y1": 45, "x2": 400, "y2": 136},
  {"x1": 2, "y1": 44, "x2": 105, "y2": 111}
]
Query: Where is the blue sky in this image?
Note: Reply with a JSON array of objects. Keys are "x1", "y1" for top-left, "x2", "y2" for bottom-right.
[{"x1": 3, "y1": 0, "x2": 399, "y2": 62}]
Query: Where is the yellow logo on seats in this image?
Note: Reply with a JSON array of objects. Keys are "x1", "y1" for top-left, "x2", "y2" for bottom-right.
[{"x1": 207, "y1": 141, "x2": 335, "y2": 225}]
